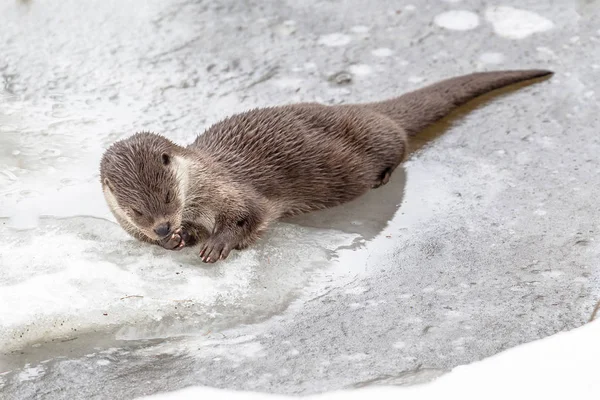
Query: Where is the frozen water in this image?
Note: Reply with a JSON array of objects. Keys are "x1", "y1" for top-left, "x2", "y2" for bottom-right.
[
  {"x1": 371, "y1": 48, "x2": 394, "y2": 58},
  {"x1": 0, "y1": 96, "x2": 131, "y2": 225},
  {"x1": 485, "y1": 6, "x2": 554, "y2": 39},
  {"x1": 433, "y1": 10, "x2": 480, "y2": 31},
  {"x1": 0, "y1": 216, "x2": 359, "y2": 352},
  {"x1": 478, "y1": 52, "x2": 505, "y2": 65},
  {"x1": 139, "y1": 320, "x2": 600, "y2": 399},
  {"x1": 1, "y1": 0, "x2": 600, "y2": 399},
  {"x1": 348, "y1": 64, "x2": 373, "y2": 76},
  {"x1": 318, "y1": 33, "x2": 352, "y2": 47}
]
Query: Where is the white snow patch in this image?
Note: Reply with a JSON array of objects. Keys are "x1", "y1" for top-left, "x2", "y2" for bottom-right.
[
  {"x1": 478, "y1": 52, "x2": 505, "y2": 65},
  {"x1": 318, "y1": 33, "x2": 352, "y2": 47},
  {"x1": 178, "y1": 336, "x2": 267, "y2": 364},
  {"x1": 434, "y1": 10, "x2": 480, "y2": 31},
  {"x1": 348, "y1": 64, "x2": 373, "y2": 76},
  {"x1": 341, "y1": 353, "x2": 368, "y2": 361},
  {"x1": 344, "y1": 286, "x2": 368, "y2": 295},
  {"x1": 8, "y1": 210, "x2": 40, "y2": 230},
  {"x1": 485, "y1": 6, "x2": 554, "y2": 39},
  {"x1": 445, "y1": 310, "x2": 467, "y2": 319},
  {"x1": 140, "y1": 320, "x2": 600, "y2": 399},
  {"x1": 408, "y1": 76, "x2": 425, "y2": 84},
  {"x1": 97, "y1": 359, "x2": 111, "y2": 366},
  {"x1": 536, "y1": 46, "x2": 558, "y2": 59},
  {"x1": 17, "y1": 365, "x2": 44, "y2": 382},
  {"x1": 541, "y1": 270, "x2": 564, "y2": 279},
  {"x1": 392, "y1": 341, "x2": 406, "y2": 349},
  {"x1": 272, "y1": 77, "x2": 304, "y2": 89},
  {"x1": 275, "y1": 20, "x2": 297, "y2": 36},
  {"x1": 371, "y1": 48, "x2": 394, "y2": 58},
  {"x1": 350, "y1": 26, "x2": 370, "y2": 34},
  {"x1": 0, "y1": 218, "x2": 359, "y2": 351}
]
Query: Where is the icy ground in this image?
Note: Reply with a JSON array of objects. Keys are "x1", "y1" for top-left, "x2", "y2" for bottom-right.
[
  {"x1": 140, "y1": 319, "x2": 600, "y2": 399},
  {"x1": 1, "y1": 0, "x2": 599, "y2": 399}
]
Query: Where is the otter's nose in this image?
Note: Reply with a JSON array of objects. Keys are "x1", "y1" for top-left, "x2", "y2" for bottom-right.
[{"x1": 154, "y1": 222, "x2": 171, "y2": 238}]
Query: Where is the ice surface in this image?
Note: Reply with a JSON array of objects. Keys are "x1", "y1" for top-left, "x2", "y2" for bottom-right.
[
  {"x1": 433, "y1": 10, "x2": 480, "y2": 31},
  {"x1": 485, "y1": 6, "x2": 555, "y2": 40},
  {"x1": 139, "y1": 320, "x2": 600, "y2": 399},
  {"x1": 1, "y1": 0, "x2": 600, "y2": 398},
  {"x1": 0, "y1": 215, "x2": 359, "y2": 351}
]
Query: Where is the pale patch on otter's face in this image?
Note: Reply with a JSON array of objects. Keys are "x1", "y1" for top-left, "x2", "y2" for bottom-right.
[{"x1": 102, "y1": 183, "x2": 137, "y2": 230}]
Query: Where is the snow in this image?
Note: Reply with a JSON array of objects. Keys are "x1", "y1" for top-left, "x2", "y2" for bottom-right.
[
  {"x1": 1, "y1": 0, "x2": 599, "y2": 398},
  {"x1": 433, "y1": 10, "x2": 480, "y2": 31},
  {"x1": 348, "y1": 64, "x2": 373, "y2": 76},
  {"x1": 350, "y1": 26, "x2": 370, "y2": 34},
  {"x1": 371, "y1": 48, "x2": 394, "y2": 58},
  {"x1": 139, "y1": 320, "x2": 600, "y2": 399},
  {"x1": 0, "y1": 215, "x2": 359, "y2": 351},
  {"x1": 317, "y1": 33, "x2": 352, "y2": 47},
  {"x1": 485, "y1": 6, "x2": 554, "y2": 40},
  {"x1": 477, "y1": 52, "x2": 505, "y2": 65}
]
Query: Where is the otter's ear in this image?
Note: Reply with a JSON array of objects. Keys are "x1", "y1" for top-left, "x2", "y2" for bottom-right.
[
  {"x1": 103, "y1": 178, "x2": 113, "y2": 191},
  {"x1": 161, "y1": 153, "x2": 171, "y2": 166}
]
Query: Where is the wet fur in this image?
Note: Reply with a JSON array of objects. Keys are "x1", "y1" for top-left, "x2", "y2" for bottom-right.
[{"x1": 100, "y1": 69, "x2": 553, "y2": 262}]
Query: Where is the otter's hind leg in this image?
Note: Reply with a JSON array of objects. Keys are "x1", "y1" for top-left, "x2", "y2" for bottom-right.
[
  {"x1": 369, "y1": 126, "x2": 407, "y2": 189},
  {"x1": 372, "y1": 168, "x2": 393, "y2": 188}
]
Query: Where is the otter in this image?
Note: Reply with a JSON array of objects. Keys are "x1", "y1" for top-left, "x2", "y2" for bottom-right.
[{"x1": 100, "y1": 69, "x2": 553, "y2": 263}]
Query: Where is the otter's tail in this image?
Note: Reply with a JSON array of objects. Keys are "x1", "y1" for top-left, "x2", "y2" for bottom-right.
[{"x1": 368, "y1": 69, "x2": 553, "y2": 136}]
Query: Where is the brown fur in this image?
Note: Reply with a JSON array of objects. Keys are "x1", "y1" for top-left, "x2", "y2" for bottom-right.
[{"x1": 100, "y1": 69, "x2": 553, "y2": 263}]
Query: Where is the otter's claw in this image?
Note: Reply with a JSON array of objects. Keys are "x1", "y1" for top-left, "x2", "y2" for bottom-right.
[{"x1": 199, "y1": 237, "x2": 233, "y2": 263}]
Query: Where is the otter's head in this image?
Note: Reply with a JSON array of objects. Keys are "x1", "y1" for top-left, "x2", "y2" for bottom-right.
[{"x1": 100, "y1": 132, "x2": 189, "y2": 241}]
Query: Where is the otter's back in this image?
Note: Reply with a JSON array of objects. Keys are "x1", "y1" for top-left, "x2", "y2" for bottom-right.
[{"x1": 190, "y1": 104, "x2": 405, "y2": 213}]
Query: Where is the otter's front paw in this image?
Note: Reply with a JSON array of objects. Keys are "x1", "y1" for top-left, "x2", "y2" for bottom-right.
[
  {"x1": 179, "y1": 229, "x2": 194, "y2": 246},
  {"x1": 159, "y1": 229, "x2": 186, "y2": 251},
  {"x1": 199, "y1": 237, "x2": 234, "y2": 263}
]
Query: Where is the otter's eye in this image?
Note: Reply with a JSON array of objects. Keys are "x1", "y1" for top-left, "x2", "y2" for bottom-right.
[
  {"x1": 131, "y1": 208, "x2": 143, "y2": 217},
  {"x1": 165, "y1": 190, "x2": 172, "y2": 204},
  {"x1": 161, "y1": 153, "x2": 170, "y2": 166}
]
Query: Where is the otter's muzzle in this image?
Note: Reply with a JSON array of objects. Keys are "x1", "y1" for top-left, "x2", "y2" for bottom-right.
[{"x1": 154, "y1": 222, "x2": 172, "y2": 238}]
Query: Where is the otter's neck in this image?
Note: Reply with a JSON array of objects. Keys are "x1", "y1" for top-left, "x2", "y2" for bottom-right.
[
  {"x1": 180, "y1": 150, "x2": 242, "y2": 208},
  {"x1": 172, "y1": 154, "x2": 192, "y2": 207}
]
